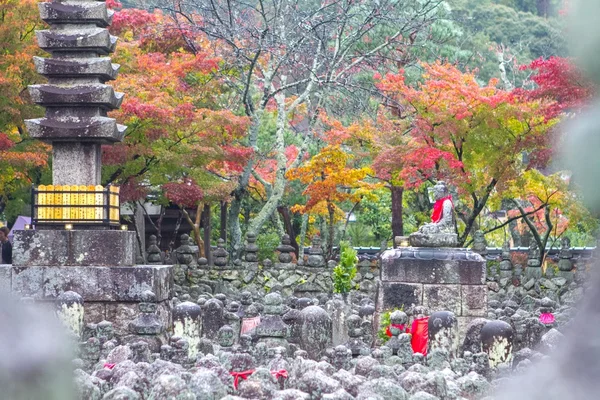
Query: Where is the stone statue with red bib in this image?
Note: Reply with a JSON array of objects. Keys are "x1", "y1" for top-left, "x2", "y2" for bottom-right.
[{"x1": 409, "y1": 181, "x2": 458, "y2": 247}]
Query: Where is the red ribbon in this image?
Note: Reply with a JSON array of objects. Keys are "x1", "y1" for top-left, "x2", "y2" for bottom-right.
[
  {"x1": 431, "y1": 195, "x2": 453, "y2": 223},
  {"x1": 385, "y1": 323, "x2": 406, "y2": 337},
  {"x1": 231, "y1": 370, "x2": 255, "y2": 390},
  {"x1": 271, "y1": 369, "x2": 288, "y2": 379},
  {"x1": 103, "y1": 363, "x2": 115, "y2": 370},
  {"x1": 539, "y1": 313, "x2": 555, "y2": 324}
]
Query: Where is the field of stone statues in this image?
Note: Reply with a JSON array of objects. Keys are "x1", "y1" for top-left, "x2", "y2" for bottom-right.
[{"x1": 1, "y1": 232, "x2": 589, "y2": 400}]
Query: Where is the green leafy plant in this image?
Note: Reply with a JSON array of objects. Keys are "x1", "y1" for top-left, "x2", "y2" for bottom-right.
[
  {"x1": 332, "y1": 241, "x2": 358, "y2": 294},
  {"x1": 376, "y1": 307, "x2": 404, "y2": 343}
]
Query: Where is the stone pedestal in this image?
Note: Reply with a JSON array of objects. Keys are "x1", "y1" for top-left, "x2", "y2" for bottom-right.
[
  {"x1": 378, "y1": 247, "x2": 487, "y2": 338},
  {"x1": 0, "y1": 263, "x2": 173, "y2": 337},
  {"x1": 12, "y1": 230, "x2": 136, "y2": 266}
]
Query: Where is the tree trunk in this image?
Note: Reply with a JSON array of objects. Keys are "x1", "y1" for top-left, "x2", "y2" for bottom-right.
[
  {"x1": 228, "y1": 110, "x2": 263, "y2": 259},
  {"x1": 169, "y1": 209, "x2": 183, "y2": 253},
  {"x1": 131, "y1": 202, "x2": 146, "y2": 263},
  {"x1": 203, "y1": 203, "x2": 212, "y2": 265},
  {"x1": 138, "y1": 201, "x2": 165, "y2": 249},
  {"x1": 156, "y1": 206, "x2": 165, "y2": 249},
  {"x1": 220, "y1": 201, "x2": 227, "y2": 241},
  {"x1": 341, "y1": 201, "x2": 360, "y2": 244},
  {"x1": 537, "y1": 0, "x2": 550, "y2": 18},
  {"x1": 390, "y1": 184, "x2": 404, "y2": 240},
  {"x1": 247, "y1": 91, "x2": 288, "y2": 237},
  {"x1": 298, "y1": 213, "x2": 308, "y2": 261},
  {"x1": 278, "y1": 205, "x2": 299, "y2": 256},
  {"x1": 272, "y1": 211, "x2": 286, "y2": 236},
  {"x1": 327, "y1": 202, "x2": 336, "y2": 260},
  {"x1": 181, "y1": 204, "x2": 205, "y2": 257}
]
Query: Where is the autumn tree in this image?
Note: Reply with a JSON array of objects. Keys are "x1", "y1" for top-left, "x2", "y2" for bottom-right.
[
  {"x1": 287, "y1": 145, "x2": 379, "y2": 258},
  {"x1": 0, "y1": 0, "x2": 51, "y2": 218},
  {"x1": 103, "y1": 3, "x2": 250, "y2": 251},
  {"x1": 146, "y1": 0, "x2": 450, "y2": 257},
  {"x1": 501, "y1": 170, "x2": 595, "y2": 263},
  {"x1": 518, "y1": 56, "x2": 595, "y2": 119},
  {"x1": 375, "y1": 62, "x2": 557, "y2": 245}
]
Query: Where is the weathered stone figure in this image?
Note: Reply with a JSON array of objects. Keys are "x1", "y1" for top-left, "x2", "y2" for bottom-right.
[
  {"x1": 409, "y1": 181, "x2": 458, "y2": 247},
  {"x1": 472, "y1": 230, "x2": 488, "y2": 256},
  {"x1": 480, "y1": 320, "x2": 514, "y2": 368}
]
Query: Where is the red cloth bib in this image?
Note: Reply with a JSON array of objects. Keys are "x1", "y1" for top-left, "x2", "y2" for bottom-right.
[
  {"x1": 431, "y1": 195, "x2": 453, "y2": 223},
  {"x1": 271, "y1": 369, "x2": 288, "y2": 379},
  {"x1": 410, "y1": 317, "x2": 429, "y2": 356},
  {"x1": 231, "y1": 370, "x2": 255, "y2": 390},
  {"x1": 385, "y1": 323, "x2": 407, "y2": 337}
]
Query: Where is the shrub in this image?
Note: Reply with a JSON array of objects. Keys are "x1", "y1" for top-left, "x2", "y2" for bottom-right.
[{"x1": 332, "y1": 241, "x2": 357, "y2": 294}]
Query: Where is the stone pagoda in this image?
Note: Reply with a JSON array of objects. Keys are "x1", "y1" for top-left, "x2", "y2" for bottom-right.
[{"x1": 0, "y1": 0, "x2": 173, "y2": 339}]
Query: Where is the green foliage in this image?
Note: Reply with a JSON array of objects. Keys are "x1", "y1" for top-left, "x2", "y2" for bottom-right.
[
  {"x1": 377, "y1": 307, "x2": 405, "y2": 343},
  {"x1": 347, "y1": 223, "x2": 372, "y2": 247},
  {"x1": 357, "y1": 190, "x2": 393, "y2": 243},
  {"x1": 377, "y1": 310, "x2": 393, "y2": 343},
  {"x1": 332, "y1": 241, "x2": 358, "y2": 294},
  {"x1": 256, "y1": 230, "x2": 280, "y2": 262},
  {"x1": 487, "y1": 260, "x2": 500, "y2": 276}
]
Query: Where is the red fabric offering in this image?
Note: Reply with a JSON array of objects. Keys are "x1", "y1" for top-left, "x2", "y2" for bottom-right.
[
  {"x1": 410, "y1": 317, "x2": 429, "y2": 356},
  {"x1": 431, "y1": 195, "x2": 453, "y2": 223},
  {"x1": 231, "y1": 370, "x2": 255, "y2": 390},
  {"x1": 385, "y1": 324, "x2": 407, "y2": 337},
  {"x1": 539, "y1": 313, "x2": 555, "y2": 324},
  {"x1": 271, "y1": 369, "x2": 288, "y2": 379},
  {"x1": 240, "y1": 316, "x2": 261, "y2": 334}
]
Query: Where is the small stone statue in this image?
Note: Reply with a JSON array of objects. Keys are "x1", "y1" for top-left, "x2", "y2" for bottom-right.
[
  {"x1": 276, "y1": 234, "x2": 295, "y2": 264},
  {"x1": 176, "y1": 234, "x2": 194, "y2": 265},
  {"x1": 213, "y1": 238, "x2": 228, "y2": 267},
  {"x1": 217, "y1": 325, "x2": 235, "y2": 352},
  {"x1": 129, "y1": 291, "x2": 163, "y2": 336},
  {"x1": 472, "y1": 230, "x2": 488, "y2": 256},
  {"x1": 558, "y1": 236, "x2": 574, "y2": 273},
  {"x1": 344, "y1": 314, "x2": 370, "y2": 357},
  {"x1": 307, "y1": 236, "x2": 325, "y2": 268},
  {"x1": 244, "y1": 232, "x2": 259, "y2": 263},
  {"x1": 146, "y1": 235, "x2": 163, "y2": 264},
  {"x1": 333, "y1": 345, "x2": 352, "y2": 370},
  {"x1": 253, "y1": 293, "x2": 290, "y2": 351},
  {"x1": 499, "y1": 241, "x2": 513, "y2": 277},
  {"x1": 526, "y1": 239, "x2": 542, "y2": 279},
  {"x1": 409, "y1": 181, "x2": 458, "y2": 247},
  {"x1": 386, "y1": 311, "x2": 412, "y2": 364}
]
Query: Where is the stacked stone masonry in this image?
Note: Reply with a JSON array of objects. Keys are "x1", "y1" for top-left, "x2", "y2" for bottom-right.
[{"x1": 379, "y1": 247, "x2": 487, "y2": 337}]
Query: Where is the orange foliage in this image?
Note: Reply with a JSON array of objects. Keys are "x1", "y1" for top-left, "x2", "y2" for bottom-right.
[
  {"x1": 0, "y1": 0, "x2": 50, "y2": 203},
  {"x1": 105, "y1": 7, "x2": 251, "y2": 203},
  {"x1": 287, "y1": 145, "x2": 380, "y2": 218}
]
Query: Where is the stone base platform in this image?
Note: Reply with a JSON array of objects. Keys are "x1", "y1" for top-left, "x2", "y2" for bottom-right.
[
  {"x1": 12, "y1": 229, "x2": 136, "y2": 266},
  {"x1": 0, "y1": 264, "x2": 173, "y2": 337},
  {"x1": 409, "y1": 233, "x2": 458, "y2": 247},
  {"x1": 377, "y1": 247, "x2": 487, "y2": 337}
]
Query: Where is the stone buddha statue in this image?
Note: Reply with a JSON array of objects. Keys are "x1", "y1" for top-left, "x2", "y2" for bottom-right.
[{"x1": 409, "y1": 181, "x2": 458, "y2": 247}]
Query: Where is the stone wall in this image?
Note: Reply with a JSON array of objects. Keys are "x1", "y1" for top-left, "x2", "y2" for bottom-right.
[
  {"x1": 378, "y1": 247, "x2": 487, "y2": 338},
  {"x1": 172, "y1": 258, "x2": 379, "y2": 302},
  {"x1": 0, "y1": 263, "x2": 173, "y2": 338}
]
